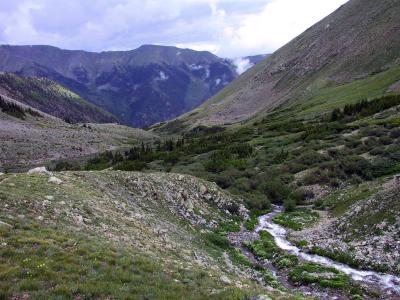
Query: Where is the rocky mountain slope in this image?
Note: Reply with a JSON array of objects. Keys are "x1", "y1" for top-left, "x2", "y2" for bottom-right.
[
  {"x1": 177, "y1": 0, "x2": 400, "y2": 126},
  {"x1": 291, "y1": 174, "x2": 400, "y2": 275},
  {"x1": 0, "y1": 73, "x2": 116, "y2": 123},
  {"x1": 0, "y1": 97, "x2": 156, "y2": 170},
  {"x1": 0, "y1": 170, "x2": 294, "y2": 299},
  {"x1": 0, "y1": 44, "x2": 239, "y2": 127}
]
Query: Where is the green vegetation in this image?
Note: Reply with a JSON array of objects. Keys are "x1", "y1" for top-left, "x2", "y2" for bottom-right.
[
  {"x1": 72, "y1": 89, "x2": 400, "y2": 220},
  {"x1": 273, "y1": 208, "x2": 320, "y2": 231},
  {"x1": 289, "y1": 263, "x2": 350, "y2": 289},
  {"x1": 244, "y1": 209, "x2": 271, "y2": 231},
  {"x1": 0, "y1": 220, "x2": 257, "y2": 300},
  {"x1": 310, "y1": 247, "x2": 361, "y2": 269},
  {"x1": 0, "y1": 172, "x2": 279, "y2": 300},
  {"x1": 330, "y1": 94, "x2": 400, "y2": 121},
  {"x1": 244, "y1": 231, "x2": 353, "y2": 290},
  {"x1": 243, "y1": 231, "x2": 280, "y2": 260},
  {"x1": 0, "y1": 95, "x2": 41, "y2": 119},
  {"x1": 0, "y1": 73, "x2": 115, "y2": 124}
]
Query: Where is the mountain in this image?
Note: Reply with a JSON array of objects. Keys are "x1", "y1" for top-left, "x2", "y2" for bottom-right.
[
  {"x1": 0, "y1": 90, "x2": 156, "y2": 170},
  {"x1": 0, "y1": 44, "x2": 238, "y2": 127},
  {"x1": 177, "y1": 0, "x2": 400, "y2": 127},
  {"x1": 0, "y1": 73, "x2": 116, "y2": 124}
]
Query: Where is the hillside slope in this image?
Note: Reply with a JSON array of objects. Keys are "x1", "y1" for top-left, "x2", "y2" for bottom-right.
[
  {"x1": 0, "y1": 45, "x2": 238, "y2": 127},
  {"x1": 178, "y1": 0, "x2": 400, "y2": 126},
  {"x1": 0, "y1": 97, "x2": 156, "y2": 170},
  {"x1": 0, "y1": 170, "x2": 292, "y2": 299},
  {"x1": 0, "y1": 73, "x2": 116, "y2": 124}
]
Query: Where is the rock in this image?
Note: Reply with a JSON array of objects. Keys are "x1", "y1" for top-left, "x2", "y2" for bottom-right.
[
  {"x1": 73, "y1": 214, "x2": 84, "y2": 225},
  {"x1": 0, "y1": 172, "x2": 4, "y2": 176},
  {"x1": 48, "y1": 176, "x2": 62, "y2": 185},
  {"x1": 255, "y1": 296, "x2": 272, "y2": 300},
  {"x1": 204, "y1": 193, "x2": 213, "y2": 201},
  {"x1": 28, "y1": 167, "x2": 52, "y2": 175},
  {"x1": 177, "y1": 174, "x2": 185, "y2": 181},
  {"x1": 199, "y1": 184, "x2": 208, "y2": 194},
  {"x1": 37, "y1": 216, "x2": 44, "y2": 221},
  {"x1": 220, "y1": 275, "x2": 232, "y2": 285},
  {"x1": 45, "y1": 195, "x2": 54, "y2": 201}
]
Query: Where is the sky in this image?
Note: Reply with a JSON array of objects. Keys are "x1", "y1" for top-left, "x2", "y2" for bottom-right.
[{"x1": 0, "y1": 0, "x2": 349, "y2": 58}]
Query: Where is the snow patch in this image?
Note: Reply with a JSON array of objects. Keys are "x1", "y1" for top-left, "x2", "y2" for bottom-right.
[
  {"x1": 189, "y1": 64, "x2": 204, "y2": 71},
  {"x1": 215, "y1": 78, "x2": 221, "y2": 85},
  {"x1": 232, "y1": 57, "x2": 254, "y2": 75},
  {"x1": 155, "y1": 71, "x2": 169, "y2": 81},
  {"x1": 205, "y1": 67, "x2": 210, "y2": 79}
]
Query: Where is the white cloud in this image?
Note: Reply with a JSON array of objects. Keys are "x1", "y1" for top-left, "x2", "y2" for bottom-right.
[
  {"x1": 232, "y1": 57, "x2": 253, "y2": 75},
  {"x1": 0, "y1": 0, "x2": 349, "y2": 57},
  {"x1": 222, "y1": 0, "x2": 349, "y2": 56}
]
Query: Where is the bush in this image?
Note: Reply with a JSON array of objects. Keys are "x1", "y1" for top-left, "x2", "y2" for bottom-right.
[
  {"x1": 295, "y1": 150, "x2": 328, "y2": 167},
  {"x1": 205, "y1": 233, "x2": 230, "y2": 249},
  {"x1": 53, "y1": 161, "x2": 80, "y2": 171},
  {"x1": 260, "y1": 179, "x2": 291, "y2": 204},
  {"x1": 245, "y1": 192, "x2": 271, "y2": 211},
  {"x1": 283, "y1": 197, "x2": 296, "y2": 212},
  {"x1": 114, "y1": 161, "x2": 147, "y2": 171}
]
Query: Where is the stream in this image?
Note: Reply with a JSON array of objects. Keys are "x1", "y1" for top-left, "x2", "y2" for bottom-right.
[{"x1": 254, "y1": 205, "x2": 400, "y2": 296}]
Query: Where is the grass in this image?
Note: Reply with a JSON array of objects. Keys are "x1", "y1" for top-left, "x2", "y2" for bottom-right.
[
  {"x1": 0, "y1": 172, "x2": 281, "y2": 299},
  {"x1": 0, "y1": 220, "x2": 254, "y2": 300},
  {"x1": 310, "y1": 247, "x2": 361, "y2": 269},
  {"x1": 288, "y1": 263, "x2": 350, "y2": 289},
  {"x1": 243, "y1": 231, "x2": 280, "y2": 261},
  {"x1": 273, "y1": 208, "x2": 320, "y2": 231},
  {"x1": 243, "y1": 231, "x2": 355, "y2": 291},
  {"x1": 282, "y1": 67, "x2": 400, "y2": 119}
]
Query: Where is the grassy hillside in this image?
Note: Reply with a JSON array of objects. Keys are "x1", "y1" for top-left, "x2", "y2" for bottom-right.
[
  {"x1": 85, "y1": 90, "x2": 400, "y2": 280},
  {"x1": 0, "y1": 170, "x2": 297, "y2": 300}
]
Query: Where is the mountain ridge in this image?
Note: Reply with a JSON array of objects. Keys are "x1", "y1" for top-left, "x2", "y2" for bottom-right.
[
  {"x1": 0, "y1": 44, "x2": 241, "y2": 127},
  {"x1": 175, "y1": 0, "x2": 400, "y2": 127}
]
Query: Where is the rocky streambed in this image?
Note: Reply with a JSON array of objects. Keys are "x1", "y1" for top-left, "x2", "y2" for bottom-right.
[{"x1": 228, "y1": 206, "x2": 400, "y2": 299}]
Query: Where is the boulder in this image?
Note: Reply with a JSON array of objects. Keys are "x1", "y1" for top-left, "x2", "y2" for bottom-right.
[
  {"x1": 220, "y1": 275, "x2": 232, "y2": 285},
  {"x1": 48, "y1": 176, "x2": 62, "y2": 185},
  {"x1": 28, "y1": 167, "x2": 52, "y2": 175}
]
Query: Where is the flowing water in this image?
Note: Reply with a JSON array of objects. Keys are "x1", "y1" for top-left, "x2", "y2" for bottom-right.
[{"x1": 255, "y1": 205, "x2": 400, "y2": 294}]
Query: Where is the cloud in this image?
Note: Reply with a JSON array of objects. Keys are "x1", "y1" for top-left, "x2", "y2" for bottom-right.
[
  {"x1": 232, "y1": 57, "x2": 253, "y2": 75},
  {"x1": 0, "y1": 0, "x2": 349, "y2": 57},
  {"x1": 224, "y1": 0, "x2": 349, "y2": 56}
]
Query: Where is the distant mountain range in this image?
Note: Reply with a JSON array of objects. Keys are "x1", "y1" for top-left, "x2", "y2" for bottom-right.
[{"x1": 0, "y1": 44, "x2": 266, "y2": 127}]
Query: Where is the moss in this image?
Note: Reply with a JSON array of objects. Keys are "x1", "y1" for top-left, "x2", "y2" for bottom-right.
[
  {"x1": 273, "y1": 208, "x2": 319, "y2": 231},
  {"x1": 289, "y1": 263, "x2": 350, "y2": 289}
]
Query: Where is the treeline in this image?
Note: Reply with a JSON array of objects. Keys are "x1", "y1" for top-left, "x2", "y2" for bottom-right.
[
  {"x1": 331, "y1": 94, "x2": 400, "y2": 121},
  {"x1": 0, "y1": 95, "x2": 41, "y2": 119}
]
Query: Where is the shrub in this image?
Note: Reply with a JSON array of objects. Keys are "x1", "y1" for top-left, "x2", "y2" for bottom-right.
[
  {"x1": 53, "y1": 161, "x2": 80, "y2": 171},
  {"x1": 245, "y1": 192, "x2": 271, "y2": 212},
  {"x1": 114, "y1": 161, "x2": 147, "y2": 171},
  {"x1": 260, "y1": 179, "x2": 291, "y2": 204},
  {"x1": 283, "y1": 197, "x2": 296, "y2": 212},
  {"x1": 205, "y1": 233, "x2": 230, "y2": 249}
]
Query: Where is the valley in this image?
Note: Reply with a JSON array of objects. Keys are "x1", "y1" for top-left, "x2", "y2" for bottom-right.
[{"x1": 0, "y1": 0, "x2": 399, "y2": 299}]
